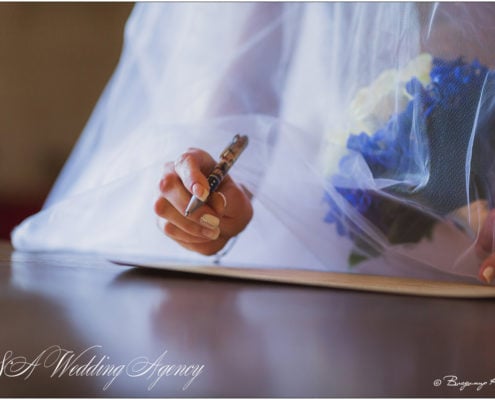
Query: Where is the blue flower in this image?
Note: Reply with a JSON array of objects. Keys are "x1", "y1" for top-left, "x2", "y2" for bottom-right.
[
  {"x1": 324, "y1": 188, "x2": 374, "y2": 239},
  {"x1": 324, "y1": 56, "x2": 491, "y2": 246}
]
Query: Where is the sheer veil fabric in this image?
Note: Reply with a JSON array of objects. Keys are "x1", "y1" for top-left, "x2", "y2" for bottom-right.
[{"x1": 12, "y1": 3, "x2": 495, "y2": 283}]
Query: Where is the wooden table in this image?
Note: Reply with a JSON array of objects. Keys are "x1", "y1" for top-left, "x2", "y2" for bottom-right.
[{"x1": 1, "y1": 241, "x2": 494, "y2": 397}]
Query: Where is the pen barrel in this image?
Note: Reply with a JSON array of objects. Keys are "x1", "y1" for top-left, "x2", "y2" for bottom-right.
[
  {"x1": 207, "y1": 134, "x2": 248, "y2": 193},
  {"x1": 220, "y1": 134, "x2": 248, "y2": 164},
  {"x1": 208, "y1": 172, "x2": 222, "y2": 192}
]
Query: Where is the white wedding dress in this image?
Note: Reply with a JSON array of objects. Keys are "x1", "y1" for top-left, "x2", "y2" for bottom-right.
[{"x1": 12, "y1": 3, "x2": 495, "y2": 283}]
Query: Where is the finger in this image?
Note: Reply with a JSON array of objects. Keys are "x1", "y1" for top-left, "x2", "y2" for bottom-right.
[
  {"x1": 174, "y1": 149, "x2": 216, "y2": 202},
  {"x1": 216, "y1": 183, "x2": 253, "y2": 235},
  {"x1": 162, "y1": 221, "x2": 215, "y2": 244},
  {"x1": 158, "y1": 168, "x2": 191, "y2": 209},
  {"x1": 154, "y1": 197, "x2": 220, "y2": 240},
  {"x1": 218, "y1": 182, "x2": 250, "y2": 217},
  {"x1": 479, "y1": 255, "x2": 495, "y2": 284},
  {"x1": 175, "y1": 237, "x2": 229, "y2": 257},
  {"x1": 476, "y1": 210, "x2": 495, "y2": 255},
  {"x1": 207, "y1": 191, "x2": 227, "y2": 217},
  {"x1": 158, "y1": 168, "x2": 222, "y2": 221}
]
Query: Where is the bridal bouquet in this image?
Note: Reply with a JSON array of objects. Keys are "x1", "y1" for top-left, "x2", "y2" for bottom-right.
[{"x1": 324, "y1": 53, "x2": 494, "y2": 265}]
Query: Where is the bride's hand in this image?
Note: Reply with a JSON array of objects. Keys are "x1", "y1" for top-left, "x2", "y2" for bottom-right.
[{"x1": 154, "y1": 148, "x2": 253, "y2": 256}]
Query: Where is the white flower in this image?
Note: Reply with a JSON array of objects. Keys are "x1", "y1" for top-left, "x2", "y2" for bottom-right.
[{"x1": 349, "y1": 53, "x2": 432, "y2": 137}]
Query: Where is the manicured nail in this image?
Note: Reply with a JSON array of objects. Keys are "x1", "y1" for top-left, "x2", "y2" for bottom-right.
[
  {"x1": 202, "y1": 227, "x2": 220, "y2": 240},
  {"x1": 482, "y1": 266, "x2": 494, "y2": 284},
  {"x1": 200, "y1": 214, "x2": 220, "y2": 229},
  {"x1": 192, "y1": 183, "x2": 209, "y2": 202}
]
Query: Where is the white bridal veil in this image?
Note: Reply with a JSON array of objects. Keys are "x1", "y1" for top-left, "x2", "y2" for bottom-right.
[{"x1": 12, "y1": 3, "x2": 495, "y2": 283}]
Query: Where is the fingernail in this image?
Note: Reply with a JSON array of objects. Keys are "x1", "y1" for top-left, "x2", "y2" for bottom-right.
[
  {"x1": 482, "y1": 266, "x2": 494, "y2": 284},
  {"x1": 192, "y1": 183, "x2": 209, "y2": 202},
  {"x1": 217, "y1": 192, "x2": 227, "y2": 209},
  {"x1": 200, "y1": 214, "x2": 220, "y2": 229},
  {"x1": 202, "y1": 227, "x2": 220, "y2": 240}
]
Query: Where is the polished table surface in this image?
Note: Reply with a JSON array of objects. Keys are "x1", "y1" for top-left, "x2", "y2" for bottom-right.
[{"x1": 1, "y1": 241, "x2": 495, "y2": 397}]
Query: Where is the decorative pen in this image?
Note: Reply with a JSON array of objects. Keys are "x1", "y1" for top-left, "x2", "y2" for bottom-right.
[{"x1": 184, "y1": 134, "x2": 249, "y2": 216}]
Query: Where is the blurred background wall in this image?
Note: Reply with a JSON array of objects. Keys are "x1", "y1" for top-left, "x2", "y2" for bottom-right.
[{"x1": 0, "y1": 2, "x2": 133, "y2": 239}]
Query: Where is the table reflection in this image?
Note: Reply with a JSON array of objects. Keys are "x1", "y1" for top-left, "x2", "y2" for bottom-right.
[{"x1": 3, "y1": 249, "x2": 495, "y2": 396}]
